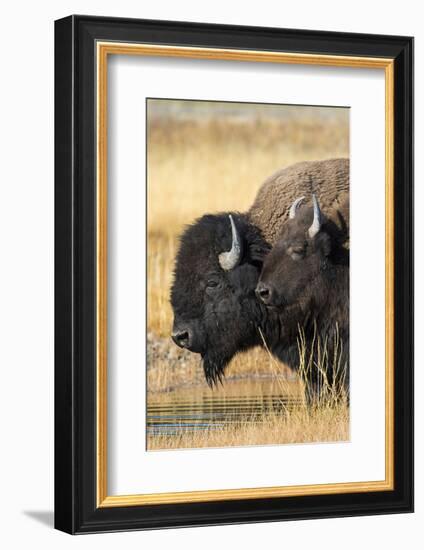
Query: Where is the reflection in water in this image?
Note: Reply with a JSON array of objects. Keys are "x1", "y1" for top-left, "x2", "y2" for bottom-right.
[{"x1": 147, "y1": 380, "x2": 302, "y2": 438}]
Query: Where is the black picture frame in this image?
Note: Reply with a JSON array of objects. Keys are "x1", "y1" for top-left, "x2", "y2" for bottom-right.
[{"x1": 55, "y1": 14, "x2": 414, "y2": 534}]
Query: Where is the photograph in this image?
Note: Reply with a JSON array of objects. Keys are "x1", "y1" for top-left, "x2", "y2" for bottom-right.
[{"x1": 146, "y1": 98, "x2": 350, "y2": 451}]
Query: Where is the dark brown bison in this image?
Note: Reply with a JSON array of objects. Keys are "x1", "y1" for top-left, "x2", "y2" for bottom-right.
[
  {"x1": 257, "y1": 194, "x2": 349, "y2": 394},
  {"x1": 170, "y1": 159, "x2": 349, "y2": 387}
]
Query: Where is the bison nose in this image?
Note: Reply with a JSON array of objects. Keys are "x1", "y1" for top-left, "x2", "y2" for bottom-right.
[
  {"x1": 256, "y1": 282, "x2": 273, "y2": 304},
  {"x1": 172, "y1": 328, "x2": 192, "y2": 349}
]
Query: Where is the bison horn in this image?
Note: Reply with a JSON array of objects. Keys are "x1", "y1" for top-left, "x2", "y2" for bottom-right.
[
  {"x1": 308, "y1": 194, "x2": 322, "y2": 238},
  {"x1": 219, "y1": 215, "x2": 242, "y2": 271},
  {"x1": 289, "y1": 196, "x2": 305, "y2": 219}
]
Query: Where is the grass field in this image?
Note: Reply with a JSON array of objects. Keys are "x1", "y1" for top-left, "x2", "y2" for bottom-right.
[
  {"x1": 148, "y1": 402, "x2": 350, "y2": 450},
  {"x1": 146, "y1": 99, "x2": 349, "y2": 448}
]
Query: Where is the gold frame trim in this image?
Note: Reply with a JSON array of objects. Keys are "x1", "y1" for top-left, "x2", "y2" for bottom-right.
[{"x1": 96, "y1": 42, "x2": 395, "y2": 508}]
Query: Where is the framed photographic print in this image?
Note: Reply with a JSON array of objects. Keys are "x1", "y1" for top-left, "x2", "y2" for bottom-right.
[{"x1": 54, "y1": 15, "x2": 414, "y2": 534}]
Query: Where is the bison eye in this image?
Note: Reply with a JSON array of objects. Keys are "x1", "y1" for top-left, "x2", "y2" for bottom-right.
[
  {"x1": 289, "y1": 246, "x2": 305, "y2": 260},
  {"x1": 206, "y1": 279, "x2": 219, "y2": 289}
]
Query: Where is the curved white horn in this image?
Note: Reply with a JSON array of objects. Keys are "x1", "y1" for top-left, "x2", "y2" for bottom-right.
[
  {"x1": 219, "y1": 215, "x2": 242, "y2": 271},
  {"x1": 289, "y1": 196, "x2": 305, "y2": 219},
  {"x1": 308, "y1": 194, "x2": 322, "y2": 239}
]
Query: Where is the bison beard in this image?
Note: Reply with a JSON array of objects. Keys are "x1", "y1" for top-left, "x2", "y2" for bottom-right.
[
  {"x1": 200, "y1": 301, "x2": 302, "y2": 388},
  {"x1": 201, "y1": 313, "x2": 243, "y2": 387},
  {"x1": 200, "y1": 296, "x2": 268, "y2": 387},
  {"x1": 202, "y1": 350, "x2": 232, "y2": 387}
]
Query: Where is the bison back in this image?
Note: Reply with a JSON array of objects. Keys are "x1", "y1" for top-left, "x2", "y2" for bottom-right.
[{"x1": 248, "y1": 158, "x2": 349, "y2": 245}]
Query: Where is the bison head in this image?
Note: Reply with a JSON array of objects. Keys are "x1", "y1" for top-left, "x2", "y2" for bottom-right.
[
  {"x1": 170, "y1": 213, "x2": 269, "y2": 386},
  {"x1": 256, "y1": 195, "x2": 339, "y2": 309}
]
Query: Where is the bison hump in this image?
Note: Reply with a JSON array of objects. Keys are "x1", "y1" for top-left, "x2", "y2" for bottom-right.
[{"x1": 248, "y1": 158, "x2": 349, "y2": 245}]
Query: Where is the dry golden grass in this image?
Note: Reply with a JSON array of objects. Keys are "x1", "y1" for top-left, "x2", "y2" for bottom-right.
[
  {"x1": 147, "y1": 402, "x2": 349, "y2": 450},
  {"x1": 147, "y1": 233, "x2": 177, "y2": 337},
  {"x1": 147, "y1": 116, "x2": 349, "y2": 238}
]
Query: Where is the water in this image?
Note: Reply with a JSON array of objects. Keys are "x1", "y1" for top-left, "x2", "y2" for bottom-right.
[{"x1": 147, "y1": 382, "x2": 302, "y2": 438}]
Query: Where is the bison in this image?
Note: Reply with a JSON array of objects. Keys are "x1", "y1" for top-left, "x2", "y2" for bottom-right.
[
  {"x1": 170, "y1": 158, "x2": 349, "y2": 387},
  {"x1": 257, "y1": 194, "x2": 349, "y2": 394}
]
